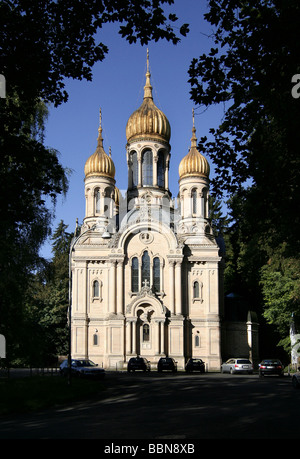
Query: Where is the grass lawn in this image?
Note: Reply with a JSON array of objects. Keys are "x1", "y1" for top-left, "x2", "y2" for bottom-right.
[{"x1": 0, "y1": 375, "x2": 106, "y2": 415}]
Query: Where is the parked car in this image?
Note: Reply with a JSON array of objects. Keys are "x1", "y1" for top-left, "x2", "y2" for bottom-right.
[
  {"x1": 221, "y1": 358, "x2": 253, "y2": 374},
  {"x1": 157, "y1": 357, "x2": 177, "y2": 372},
  {"x1": 127, "y1": 357, "x2": 151, "y2": 372},
  {"x1": 292, "y1": 366, "x2": 300, "y2": 389},
  {"x1": 60, "y1": 359, "x2": 105, "y2": 378},
  {"x1": 185, "y1": 358, "x2": 205, "y2": 373},
  {"x1": 258, "y1": 359, "x2": 284, "y2": 377}
]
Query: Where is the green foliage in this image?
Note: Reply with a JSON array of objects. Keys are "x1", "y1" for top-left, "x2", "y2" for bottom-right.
[
  {"x1": 0, "y1": 95, "x2": 69, "y2": 361},
  {"x1": 188, "y1": 0, "x2": 300, "y2": 354},
  {"x1": 188, "y1": 1, "x2": 300, "y2": 243},
  {"x1": 22, "y1": 221, "x2": 73, "y2": 365},
  {"x1": 260, "y1": 245, "x2": 300, "y2": 351},
  {"x1": 1, "y1": 0, "x2": 188, "y2": 106},
  {"x1": 208, "y1": 193, "x2": 229, "y2": 238}
]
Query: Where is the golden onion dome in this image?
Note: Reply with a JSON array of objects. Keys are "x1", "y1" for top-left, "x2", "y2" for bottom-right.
[
  {"x1": 84, "y1": 110, "x2": 115, "y2": 179},
  {"x1": 126, "y1": 50, "x2": 171, "y2": 144},
  {"x1": 179, "y1": 110, "x2": 210, "y2": 179}
]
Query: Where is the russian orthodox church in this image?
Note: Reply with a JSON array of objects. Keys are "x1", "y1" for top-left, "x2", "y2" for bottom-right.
[{"x1": 70, "y1": 51, "x2": 258, "y2": 370}]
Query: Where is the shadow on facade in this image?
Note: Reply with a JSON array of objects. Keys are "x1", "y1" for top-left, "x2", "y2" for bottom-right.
[{"x1": 221, "y1": 292, "x2": 259, "y2": 366}]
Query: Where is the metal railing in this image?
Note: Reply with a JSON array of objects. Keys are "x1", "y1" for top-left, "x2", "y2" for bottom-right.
[{"x1": 0, "y1": 366, "x2": 60, "y2": 379}]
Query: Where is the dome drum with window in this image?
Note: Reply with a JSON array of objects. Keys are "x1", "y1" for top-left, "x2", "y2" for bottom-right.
[{"x1": 128, "y1": 147, "x2": 169, "y2": 190}]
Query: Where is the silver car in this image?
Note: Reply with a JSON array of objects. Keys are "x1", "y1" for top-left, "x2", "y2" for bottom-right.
[
  {"x1": 221, "y1": 358, "x2": 253, "y2": 374},
  {"x1": 60, "y1": 359, "x2": 105, "y2": 378}
]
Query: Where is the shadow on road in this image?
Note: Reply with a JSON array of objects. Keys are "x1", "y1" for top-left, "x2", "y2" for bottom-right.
[{"x1": 0, "y1": 372, "x2": 299, "y2": 439}]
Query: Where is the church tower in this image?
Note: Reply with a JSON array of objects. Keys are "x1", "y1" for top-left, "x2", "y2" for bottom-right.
[
  {"x1": 84, "y1": 110, "x2": 119, "y2": 235},
  {"x1": 126, "y1": 50, "x2": 171, "y2": 207},
  {"x1": 178, "y1": 109, "x2": 212, "y2": 238}
]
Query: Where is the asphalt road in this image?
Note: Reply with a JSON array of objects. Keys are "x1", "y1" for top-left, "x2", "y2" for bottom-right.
[{"x1": 0, "y1": 372, "x2": 299, "y2": 440}]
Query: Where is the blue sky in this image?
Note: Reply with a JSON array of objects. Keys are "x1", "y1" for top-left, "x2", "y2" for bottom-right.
[{"x1": 42, "y1": 0, "x2": 226, "y2": 259}]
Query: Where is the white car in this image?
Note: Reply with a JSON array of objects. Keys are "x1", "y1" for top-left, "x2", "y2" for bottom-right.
[
  {"x1": 292, "y1": 366, "x2": 300, "y2": 389},
  {"x1": 221, "y1": 358, "x2": 253, "y2": 374}
]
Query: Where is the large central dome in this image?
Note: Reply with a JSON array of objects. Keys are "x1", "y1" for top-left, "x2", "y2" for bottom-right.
[{"x1": 126, "y1": 50, "x2": 171, "y2": 144}]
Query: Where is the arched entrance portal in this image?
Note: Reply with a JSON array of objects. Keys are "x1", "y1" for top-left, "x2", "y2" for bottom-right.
[
  {"x1": 135, "y1": 304, "x2": 164, "y2": 356},
  {"x1": 126, "y1": 290, "x2": 167, "y2": 360}
]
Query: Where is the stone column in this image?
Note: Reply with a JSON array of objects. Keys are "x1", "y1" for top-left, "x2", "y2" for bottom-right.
[
  {"x1": 126, "y1": 321, "x2": 131, "y2": 355},
  {"x1": 84, "y1": 319, "x2": 89, "y2": 359},
  {"x1": 105, "y1": 266, "x2": 109, "y2": 314},
  {"x1": 105, "y1": 327, "x2": 109, "y2": 353},
  {"x1": 117, "y1": 260, "x2": 123, "y2": 315},
  {"x1": 127, "y1": 160, "x2": 132, "y2": 189},
  {"x1": 165, "y1": 164, "x2": 169, "y2": 190},
  {"x1": 156, "y1": 320, "x2": 164, "y2": 355},
  {"x1": 175, "y1": 261, "x2": 182, "y2": 315},
  {"x1": 132, "y1": 319, "x2": 137, "y2": 355},
  {"x1": 160, "y1": 320, "x2": 165, "y2": 355},
  {"x1": 169, "y1": 260, "x2": 175, "y2": 314},
  {"x1": 200, "y1": 191, "x2": 204, "y2": 217},
  {"x1": 85, "y1": 190, "x2": 89, "y2": 218},
  {"x1": 180, "y1": 193, "x2": 184, "y2": 219},
  {"x1": 188, "y1": 192, "x2": 193, "y2": 217},
  {"x1": 100, "y1": 189, "x2": 105, "y2": 215},
  {"x1": 153, "y1": 155, "x2": 158, "y2": 186},
  {"x1": 138, "y1": 157, "x2": 142, "y2": 187},
  {"x1": 109, "y1": 260, "x2": 116, "y2": 313},
  {"x1": 154, "y1": 320, "x2": 160, "y2": 355},
  {"x1": 165, "y1": 157, "x2": 170, "y2": 190}
]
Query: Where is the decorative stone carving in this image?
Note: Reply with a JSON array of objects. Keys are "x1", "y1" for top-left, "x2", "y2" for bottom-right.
[
  {"x1": 126, "y1": 283, "x2": 166, "y2": 315},
  {"x1": 139, "y1": 232, "x2": 153, "y2": 244}
]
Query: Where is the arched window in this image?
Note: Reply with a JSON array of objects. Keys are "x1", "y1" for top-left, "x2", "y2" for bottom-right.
[
  {"x1": 193, "y1": 281, "x2": 200, "y2": 298},
  {"x1": 95, "y1": 188, "x2": 101, "y2": 213},
  {"x1": 93, "y1": 334, "x2": 98, "y2": 346},
  {"x1": 153, "y1": 257, "x2": 160, "y2": 292},
  {"x1": 143, "y1": 324, "x2": 150, "y2": 342},
  {"x1": 142, "y1": 149, "x2": 153, "y2": 186},
  {"x1": 157, "y1": 151, "x2": 165, "y2": 188},
  {"x1": 195, "y1": 335, "x2": 200, "y2": 347},
  {"x1": 131, "y1": 151, "x2": 138, "y2": 187},
  {"x1": 131, "y1": 257, "x2": 139, "y2": 292},
  {"x1": 142, "y1": 251, "x2": 150, "y2": 287},
  {"x1": 93, "y1": 280, "x2": 100, "y2": 297},
  {"x1": 192, "y1": 188, "x2": 197, "y2": 214}
]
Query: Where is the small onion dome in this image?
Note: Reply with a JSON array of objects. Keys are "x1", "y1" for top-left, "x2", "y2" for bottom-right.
[
  {"x1": 179, "y1": 110, "x2": 210, "y2": 179},
  {"x1": 84, "y1": 110, "x2": 115, "y2": 179},
  {"x1": 126, "y1": 50, "x2": 171, "y2": 144}
]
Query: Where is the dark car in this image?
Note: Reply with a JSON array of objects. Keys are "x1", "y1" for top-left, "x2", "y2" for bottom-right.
[
  {"x1": 127, "y1": 357, "x2": 151, "y2": 372},
  {"x1": 258, "y1": 359, "x2": 284, "y2": 377},
  {"x1": 292, "y1": 366, "x2": 300, "y2": 389},
  {"x1": 60, "y1": 359, "x2": 105, "y2": 378},
  {"x1": 157, "y1": 357, "x2": 177, "y2": 372},
  {"x1": 185, "y1": 358, "x2": 205, "y2": 373}
]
